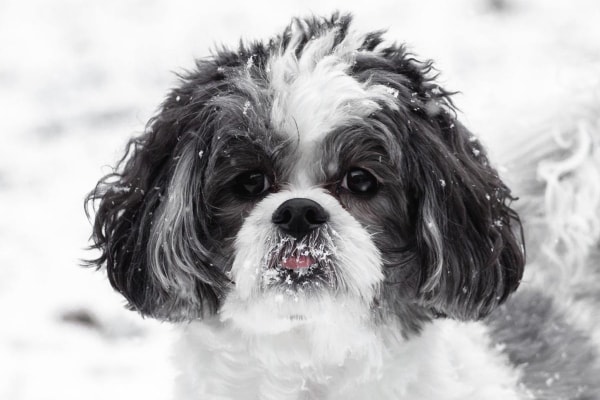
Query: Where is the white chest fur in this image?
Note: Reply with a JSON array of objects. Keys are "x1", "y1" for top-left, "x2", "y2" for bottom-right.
[{"x1": 174, "y1": 318, "x2": 523, "y2": 400}]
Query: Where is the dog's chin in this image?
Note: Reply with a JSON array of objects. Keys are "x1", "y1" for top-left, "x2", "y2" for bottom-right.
[
  {"x1": 222, "y1": 248, "x2": 371, "y2": 337},
  {"x1": 219, "y1": 290, "x2": 384, "y2": 368},
  {"x1": 220, "y1": 290, "x2": 363, "y2": 331}
]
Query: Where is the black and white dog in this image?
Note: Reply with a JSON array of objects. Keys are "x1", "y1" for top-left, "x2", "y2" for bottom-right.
[{"x1": 86, "y1": 14, "x2": 600, "y2": 399}]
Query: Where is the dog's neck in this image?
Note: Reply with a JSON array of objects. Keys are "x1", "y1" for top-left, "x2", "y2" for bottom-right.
[{"x1": 174, "y1": 317, "x2": 523, "y2": 400}]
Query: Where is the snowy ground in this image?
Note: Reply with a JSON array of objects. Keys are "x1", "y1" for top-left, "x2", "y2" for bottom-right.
[{"x1": 1, "y1": 0, "x2": 599, "y2": 398}]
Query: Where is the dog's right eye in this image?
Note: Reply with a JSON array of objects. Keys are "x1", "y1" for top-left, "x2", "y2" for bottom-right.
[{"x1": 233, "y1": 171, "x2": 271, "y2": 198}]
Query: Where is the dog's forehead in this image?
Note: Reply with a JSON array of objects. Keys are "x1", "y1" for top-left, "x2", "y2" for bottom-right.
[
  {"x1": 208, "y1": 22, "x2": 406, "y2": 186},
  {"x1": 265, "y1": 22, "x2": 398, "y2": 148}
]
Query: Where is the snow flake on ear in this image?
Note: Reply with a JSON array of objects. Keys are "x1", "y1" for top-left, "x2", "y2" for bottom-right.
[
  {"x1": 110, "y1": 185, "x2": 132, "y2": 193},
  {"x1": 385, "y1": 87, "x2": 399, "y2": 98},
  {"x1": 242, "y1": 100, "x2": 251, "y2": 116},
  {"x1": 424, "y1": 100, "x2": 442, "y2": 117},
  {"x1": 246, "y1": 55, "x2": 255, "y2": 70},
  {"x1": 430, "y1": 86, "x2": 442, "y2": 96}
]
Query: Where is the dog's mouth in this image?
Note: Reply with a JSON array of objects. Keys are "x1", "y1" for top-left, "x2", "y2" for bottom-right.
[
  {"x1": 280, "y1": 253, "x2": 317, "y2": 270},
  {"x1": 260, "y1": 234, "x2": 337, "y2": 292}
]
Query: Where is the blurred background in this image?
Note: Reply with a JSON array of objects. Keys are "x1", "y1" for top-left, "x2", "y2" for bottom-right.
[{"x1": 1, "y1": 0, "x2": 599, "y2": 398}]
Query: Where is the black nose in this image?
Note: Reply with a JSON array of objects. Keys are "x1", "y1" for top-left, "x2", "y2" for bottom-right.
[{"x1": 272, "y1": 198, "x2": 329, "y2": 239}]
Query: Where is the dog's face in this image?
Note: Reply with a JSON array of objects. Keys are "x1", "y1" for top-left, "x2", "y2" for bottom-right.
[{"x1": 87, "y1": 14, "x2": 525, "y2": 336}]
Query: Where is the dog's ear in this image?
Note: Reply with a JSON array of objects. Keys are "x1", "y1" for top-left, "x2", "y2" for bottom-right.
[
  {"x1": 405, "y1": 110, "x2": 525, "y2": 319},
  {"x1": 85, "y1": 62, "x2": 230, "y2": 320},
  {"x1": 353, "y1": 46, "x2": 525, "y2": 319}
]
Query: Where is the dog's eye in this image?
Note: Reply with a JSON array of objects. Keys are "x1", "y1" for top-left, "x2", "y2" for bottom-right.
[
  {"x1": 233, "y1": 171, "x2": 271, "y2": 197},
  {"x1": 341, "y1": 168, "x2": 379, "y2": 195}
]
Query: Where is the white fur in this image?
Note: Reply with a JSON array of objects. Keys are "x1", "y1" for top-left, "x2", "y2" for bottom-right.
[
  {"x1": 502, "y1": 111, "x2": 600, "y2": 347},
  {"x1": 420, "y1": 203, "x2": 445, "y2": 293},
  {"x1": 148, "y1": 146, "x2": 202, "y2": 309},
  {"x1": 174, "y1": 318, "x2": 523, "y2": 400},
  {"x1": 535, "y1": 125, "x2": 600, "y2": 286},
  {"x1": 268, "y1": 24, "x2": 398, "y2": 147},
  {"x1": 266, "y1": 27, "x2": 400, "y2": 190}
]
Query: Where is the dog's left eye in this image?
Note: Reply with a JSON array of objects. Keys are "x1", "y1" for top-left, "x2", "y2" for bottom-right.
[
  {"x1": 341, "y1": 168, "x2": 379, "y2": 195},
  {"x1": 233, "y1": 171, "x2": 271, "y2": 197}
]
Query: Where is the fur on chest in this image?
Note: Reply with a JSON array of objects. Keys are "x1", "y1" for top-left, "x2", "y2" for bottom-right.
[{"x1": 174, "y1": 318, "x2": 522, "y2": 400}]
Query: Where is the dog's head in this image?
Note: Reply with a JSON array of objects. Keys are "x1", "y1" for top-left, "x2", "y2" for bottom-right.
[{"x1": 86, "y1": 14, "x2": 524, "y2": 335}]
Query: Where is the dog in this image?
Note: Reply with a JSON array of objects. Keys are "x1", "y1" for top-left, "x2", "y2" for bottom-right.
[{"x1": 86, "y1": 13, "x2": 600, "y2": 399}]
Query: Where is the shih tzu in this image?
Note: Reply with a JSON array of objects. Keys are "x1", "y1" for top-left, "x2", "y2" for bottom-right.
[{"x1": 86, "y1": 14, "x2": 600, "y2": 399}]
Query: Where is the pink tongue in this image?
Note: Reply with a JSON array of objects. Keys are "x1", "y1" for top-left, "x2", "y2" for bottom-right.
[{"x1": 281, "y1": 255, "x2": 315, "y2": 270}]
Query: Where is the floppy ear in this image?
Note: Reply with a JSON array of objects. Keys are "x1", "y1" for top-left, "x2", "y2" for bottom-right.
[
  {"x1": 85, "y1": 62, "x2": 231, "y2": 321},
  {"x1": 353, "y1": 44, "x2": 525, "y2": 319},
  {"x1": 404, "y1": 109, "x2": 525, "y2": 320}
]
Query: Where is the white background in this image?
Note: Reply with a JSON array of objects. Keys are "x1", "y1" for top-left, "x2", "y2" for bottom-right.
[{"x1": 1, "y1": 0, "x2": 599, "y2": 398}]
